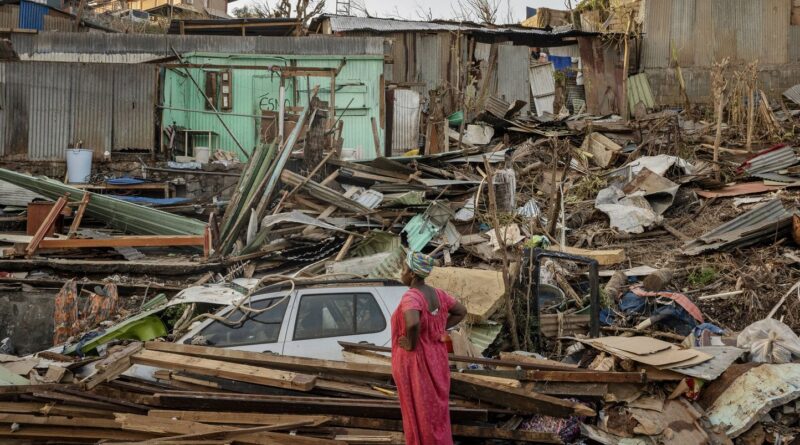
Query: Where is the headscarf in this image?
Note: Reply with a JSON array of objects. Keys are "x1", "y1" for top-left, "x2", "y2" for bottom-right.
[{"x1": 406, "y1": 251, "x2": 434, "y2": 279}]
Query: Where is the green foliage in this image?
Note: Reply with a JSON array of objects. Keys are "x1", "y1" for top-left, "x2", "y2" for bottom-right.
[{"x1": 688, "y1": 267, "x2": 717, "y2": 287}]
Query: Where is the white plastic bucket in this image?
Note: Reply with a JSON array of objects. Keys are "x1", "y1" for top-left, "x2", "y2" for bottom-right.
[
  {"x1": 66, "y1": 149, "x2": 93, "y2": 184},
  {"x1": 194, "y1": 146, "x2": 211, "y2": 164}
]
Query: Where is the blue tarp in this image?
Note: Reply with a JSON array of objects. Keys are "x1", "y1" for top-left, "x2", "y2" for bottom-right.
[
  {"x1": 549, "y1": 55, "x2": 573, "y2": 72},
  {"x1": 108, "y1": 195, "x2": 190, "y2": 206},
  {"x1": 107, "y1": 177, "x2": 146, "y2": 185}
]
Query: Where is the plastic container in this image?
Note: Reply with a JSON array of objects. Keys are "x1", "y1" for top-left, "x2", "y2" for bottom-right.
[
  {"x1": 447, "y1": 111, "x2": 464, "y2": 127},
  {"x1": 65, "y1": 148, "x2": 93, "y2": 183},
  {"x1": 194, "y1": 146, "x2": 210, "y2": 164}
]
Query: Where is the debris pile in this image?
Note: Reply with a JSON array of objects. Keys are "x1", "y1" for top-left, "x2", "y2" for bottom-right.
[{"x1": 0, "y1": 60, "x2": 800, "y2": 445}]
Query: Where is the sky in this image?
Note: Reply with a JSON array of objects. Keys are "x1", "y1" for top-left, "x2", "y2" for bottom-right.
[{"x1": 231, "y1": 0, "x2": 570, "y2": 23}]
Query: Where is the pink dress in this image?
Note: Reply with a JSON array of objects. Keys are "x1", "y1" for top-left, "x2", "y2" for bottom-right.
[{"x1": 391, "y1": 288, "x2": 456, "y2": 445}]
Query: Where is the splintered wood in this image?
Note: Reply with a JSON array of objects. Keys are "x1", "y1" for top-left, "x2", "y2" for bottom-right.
[{"x1": 0, "y1": 341, "x2": 618, "y2": 443}]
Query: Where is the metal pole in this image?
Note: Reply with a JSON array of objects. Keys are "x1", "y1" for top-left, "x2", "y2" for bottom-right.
[{"x1": 169, "y1": 47, "x2": 250, "y2": 161}]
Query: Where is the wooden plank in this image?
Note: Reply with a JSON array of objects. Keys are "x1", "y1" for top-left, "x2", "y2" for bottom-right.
[
  {"x1": 144, "y1": 420, "x2": 325, "y2": 444},
  {"x1": 154, "y1": 393, "x2": 488, "y2": 422},
  {"x1": 37, "y1": 235, "x2": 206, "y2": 249},
  {"x1": 148, "y1": 410, "x2": 331, "y2": 426},
  {"x1": 450, "y1": 373, "x2": 596, "y2": 418},
  {"x1": 463, "y1": 369, "x2": 646, "y2": 383},
  {"x1": 80, "y1": 342, "x2": 142, "y2": 390},
  {"x1": 115, "y1": 413, "x2": 343, "y2": 445},
  {"x1": 131, "y1": 349, "x2": 316, "y2": 392},
  {"x1": 340, "y1": 342, "x2": 589, "y2": 372},
  {"x1": 26, "y1": 195, "x2": 68, "y2": 256},
  {"x1": 0, "y1": 425, "x2": 153, "y2": 441},
  {"x1": 0, "y1": 413, "x2": 118, "y2": 429},
  {"x1": 144, "y1": 342, "x2": 394, "y2": 381},
  {"x1": 67, "y1": 192, "x2": 90, "y2": 238}
]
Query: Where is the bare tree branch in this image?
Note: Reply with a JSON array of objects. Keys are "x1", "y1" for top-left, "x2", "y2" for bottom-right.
[
  {"x1": 231, "y1": 0, "x2": 323, "y2": 26},
  {"x1": 459, "y1": 0, "x2": 500, "y2": 24}
]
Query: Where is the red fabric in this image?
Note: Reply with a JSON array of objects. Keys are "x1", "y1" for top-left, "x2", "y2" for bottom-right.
[
  {"x1": 630, "y1": 286, "x2": 704, "y2": 323},
  {"x1": 391, "y1": 288, "x2": 456, "y2": 445}
]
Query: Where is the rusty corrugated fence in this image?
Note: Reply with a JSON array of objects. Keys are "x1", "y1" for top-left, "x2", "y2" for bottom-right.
[{"x1": 0, "y1": 62, "x2": 156, "y2": 160}]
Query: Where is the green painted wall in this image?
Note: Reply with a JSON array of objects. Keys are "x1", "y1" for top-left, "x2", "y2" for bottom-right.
[{"x1": 161, "y1": 52, "x2": 384, "y2": 161}]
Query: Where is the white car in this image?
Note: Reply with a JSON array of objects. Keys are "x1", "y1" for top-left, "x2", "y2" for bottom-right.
[{"x1": 177, "y1": 279, "x2": 407, "y2": 361}]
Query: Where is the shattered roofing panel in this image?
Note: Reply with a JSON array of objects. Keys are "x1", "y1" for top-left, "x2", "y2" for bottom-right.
[
  {"x1": 744, "y1": 146, "x2": 799, "y2": 177},
  {"x1": 682, "y1": 199, "x2": 795, "y2": 255},
  {"x1": 708, "y1": 364, "x2": 800, "y2": 438}
]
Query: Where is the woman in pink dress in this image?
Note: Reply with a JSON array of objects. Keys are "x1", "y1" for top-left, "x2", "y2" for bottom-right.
[{"x1": 391, "y1": 252, "x2": 468, "y2": 445}]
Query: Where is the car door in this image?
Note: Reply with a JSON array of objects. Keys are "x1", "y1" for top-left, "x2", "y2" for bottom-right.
[
  {"x1": 282, "y1": 288, "x2": 390, "y2": 361},
  {"x1": 182, "y1": 292, "x2": 293, "y2": 354}
]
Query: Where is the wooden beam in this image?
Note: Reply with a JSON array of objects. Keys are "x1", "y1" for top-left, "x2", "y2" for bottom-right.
[
  {"x1": 148, "y1": 410, "x2": 331, "y2": 426},
  {"x1": 450, "y1": 373, "x2": 596, "y2": 418},
  {"x1": 462, "y1": 369, "x2": 647, "y2": 384},
  {"x1": 37, "y1": 235, "x2": 206, "y2": 249},
  {"x1": 26, "y1": 195, "x2": 68, "y2": 257},
  {"x1": 131, "y1": 349, "x2": 316, "y2": 392},
  {"x1": 144, "y1": 341, "x2": 394, "y2": 381},
  {"x1": 80, "y1": 343, "x2": 143, "y2": 390},
  {"x1": 67, "y1": 192, "x2": 90, "y2": 238}
]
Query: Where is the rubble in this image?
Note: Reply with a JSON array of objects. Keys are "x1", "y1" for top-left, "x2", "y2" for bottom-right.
[{"x1": 0, "y1": 4, "x2": 800, "y2": 445}]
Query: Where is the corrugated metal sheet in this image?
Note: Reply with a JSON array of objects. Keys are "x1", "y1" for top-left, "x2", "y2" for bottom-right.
[
  {"x1": 0, "y1": 62, "x2": 156, "y2": 160},
  {"x1": 19, "y1": 0, "x2": 48, "y2": 31},
  {"x1": 113, "y1": 64, "x2": 156, "y2": 151},
  {"x1": 744, "y1": 146, "x2": 799, "y2": 177},
  {"x1": 783, "y1": 84, "x2": 800, "y2": 104},
  {"x1": 762, "y1": 0, "x2": 790, "y2": 65},
  {"x1": 496, "y1": 45, "x2": 530, "y2": 114},
  {"x1": 0, "y1": 5, "x2": 19, "y2": 29},
  {"x1": 529, "y1": 62, "x2": 555, "y2": 116},
  {"x1": 641, "y1": 0, "x2": 672, "y2": 68},
  {"x1": 28, "y1": 63, "x2": 72, "y2": 160},
  {"x1": 547, "y1": 45, "x2": 580, "y2": 58},
  {"x1": 10, "y1": 34, "x2": 386, "y2": 63},
  {"x1": 683, "y1": 199, "x2": 794, "y2": 255},
  {"x1": 627, "y1": 72, "x2": 655, "y2": 110},
  {"x1": 0, "y1": 179, "x2": 44, "y2": 206},
  {"x1": 670, "y1": 0, "x2": 696, "y2": 66},
  {"x1": 415, "y1": 33, "x2": 449, "y2": 100},
  {"x1": 391, "y1": 89, "x2": 421, "y2": 155},
  {"x1": 790, "y1": 25, "x2": 800, "y2": 62},
  {"x1": 71, "y1": 64, "x2": 113, "y2": 154},
  {"x1": 318, "y1": 14, "x2": 587, "y2": 37},
  {"x1": 693, "y1": 0, "x2": 713, "y2": 66},
  {"x1": 711, "y1": 0, "x2": 738, "y2": 61}
]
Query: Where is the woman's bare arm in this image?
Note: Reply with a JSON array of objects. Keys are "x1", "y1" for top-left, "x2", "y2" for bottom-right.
[
  {"x1": 403, "y1": 310, "x2": 421, "y2": 351},
  {"x1": 446, "y1": 302, "x2": 467, "y2": 329}
]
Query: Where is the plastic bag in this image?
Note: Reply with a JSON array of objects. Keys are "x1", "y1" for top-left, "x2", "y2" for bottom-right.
[{"x1": 737, "y1": 318, "x2": 800, "y2": 364}]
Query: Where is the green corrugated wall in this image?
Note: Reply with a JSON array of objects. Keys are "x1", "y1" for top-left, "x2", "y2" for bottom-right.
[{"x1": 161, "y1": 52, "x2": 385, "y2": 161}]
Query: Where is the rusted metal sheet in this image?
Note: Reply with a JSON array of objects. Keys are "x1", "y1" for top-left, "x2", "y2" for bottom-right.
[
  {"x1": 415, "y1": 33, "x2": 451, "y2": 99},
  {"x1": 0, "y1": 62, "x2": 156, "y2": 160},
  {"x1": 708, "y1": 364, "x2": 800, "y2": 438},
  {"x1": 711, "y1": 0, "x2": 738, "y2": 61},
  {"x1": 496, "y1": 45, "x2": 530, "y2": 114},
  {"x1": 390, "y1": 89, "x2": 420, "y2": 155}
]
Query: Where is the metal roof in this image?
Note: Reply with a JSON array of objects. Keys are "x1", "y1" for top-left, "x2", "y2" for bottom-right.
[
  {"x1": 312, "y1": 14, "x2": 596, "y2": 44},
  {"x1": 167, "y1": 17, "x2": 300, "y2": 36},
  {"x1": 682, "y1": 199, "x2": 795, "y2": 255}
]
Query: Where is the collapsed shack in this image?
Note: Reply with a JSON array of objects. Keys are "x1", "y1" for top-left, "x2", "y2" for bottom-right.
[{"x1": 1, "y1": 30, "x2": 800, "y2": 445}]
